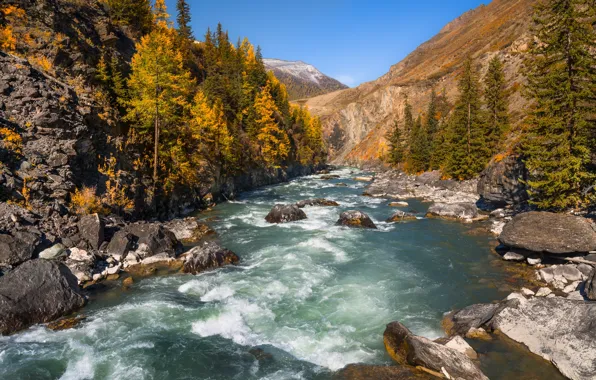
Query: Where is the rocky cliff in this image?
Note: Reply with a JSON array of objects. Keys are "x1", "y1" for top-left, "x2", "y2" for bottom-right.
[{"x1": 305, "y1": 0, "x2": 536, "y2": 165}]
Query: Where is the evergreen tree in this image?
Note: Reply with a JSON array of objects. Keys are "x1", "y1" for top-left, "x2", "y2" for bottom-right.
[
  {"x1": 483, "y1": 56, "x2": 509, "y2": 156},
  {"x1": 430, "y1": 88, "x2": 451, "y2": 169},
  {"x1": 403, "y1": 96, "x2": 414, "y2": 157},
  {"x1": 424, "y1": 88, "x2": 438, "y2": 168},
  {"x1": 385, "y1": 120, "x2": 405, "y2": 166},
  {"x1": 521, "y1": 0, "x2": 596, "y2": 210},
  {"x1": 124, "y1": 14, "x2": 195, "y2": 190},
  {"x1": 407, "y1": 116, "x2": 429, "y2": 173},
  {"x1": 153, "y1": 0, "x2": 170, "y2": 26},
  {"x1": 105, "y1": 0, "x2": 153, "y2": 35},
  {"x1": 176, "y1": 0, "x2": 193, "y2": 40},
  {"x1": 445, "y1": 58, "x2": 489, "y2": 180},
  {"x1": 253, "y1": 80, "x2": 290, "y2": 167}
]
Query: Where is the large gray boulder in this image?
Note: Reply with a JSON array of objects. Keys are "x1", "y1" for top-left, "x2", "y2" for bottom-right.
[
  {"x1": 337, "y1": 210, "x2": 377, "y2": 229},
  {"x1": 181, "y1": 241, "x2": 239, "y2": 275},
  {"x1": 499, "y1": 212, "x2": 596, "y2": 254},
  {"x1": 0, "y1": 259, "x2": 86, "y2": 335},
  {"x1": 477, "y1": 155, "x2": 528, "y2": 207},
  {"x1": 426, "y1": 202, "x2": 478, "y2": 221},
  {"x1": 492, "y1": 297, "x2": 596, "y2": 380},
  {"x1": 295, "y1": 198, "x2": 339, "y2": 208},
  {"x1": 265, "y1": 204, "x2": 307, "y2": 224},
  {"x1": 0, "y1": 230, "x2": 40, "y2": 268},
  {"x1": 125, "y1": 222, "x2": 181, "y2": 259},
  {"x1": 383, "y1": 321, "x2": 488, "y2": 380},
  {"x1": 77, "y1": 213, "x2": 105, "y2": 250}
]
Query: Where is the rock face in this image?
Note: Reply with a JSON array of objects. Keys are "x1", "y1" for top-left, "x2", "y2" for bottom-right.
[
  {"x1": 265, "y1": 204, "x2": 307, "y2": 224},
  {"x1": 333, "y1": 364, "x2": 433, "y2": 380},
  {"x1": 337, "y1": 210, "x2": 377, "y2": 229},
  {"x1": 383, "y1": 321, "x2": 488, "y2": 380},
  {"x1": 586, "y1": 268, "x2": 596, "y2": 300},
  {"x1": 426, "y1": 203, "x2": 479, "y2": 221},
  {"x1": 499, "y1": 212, "x2": 596, "y2": 254},
  {"x1": 387, "y1": 210, "x2": 418, "y2": 223},
  {"x1": 182, "y1": 241, "x2": 239, "y2": 275},
  {"x1": 295, "y1": 199, "x2": 339, "y2": 208},
  {"x1": 0, "y1": 259, "x2": 86, "y2": 335},
  {"x1": 477, "y1": 156, "x2": 528, "y2": 208}
]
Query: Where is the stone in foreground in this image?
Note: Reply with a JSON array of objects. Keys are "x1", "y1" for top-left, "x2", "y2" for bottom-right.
[
  {"x1": 384, "y1": 321, "x2": 488, "y2": 380},
  {"x1": 182, "y1": 241, "x2": 239, "y2": 275},
  {"x1": 295, "y1": 198, "x2": 339, "y2": 208},
  {"x1": 265, "y1": 204, "x2": 307, "y2": 223},
  {"x1": 499, "y1": 212, "x2": 596, "y2": 254},
  {"x1": 426, "y1": 202, "x2": 478, "y2": 221},
  {"x1": 0, "y1": 260, "x2": 86, "y2": 335},
  {"x1": 337, "y1": 210, "x2": 377, "y2": 229}
]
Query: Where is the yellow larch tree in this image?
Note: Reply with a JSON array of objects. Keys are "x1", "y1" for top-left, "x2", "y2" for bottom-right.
[{"x1": 254, "y1": 80, "x2": 290, "y2": 167}]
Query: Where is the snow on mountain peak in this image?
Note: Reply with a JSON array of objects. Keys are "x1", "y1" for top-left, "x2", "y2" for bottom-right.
[{"x1": 263, "y1": 59, "x2": 326, "y2": 85}]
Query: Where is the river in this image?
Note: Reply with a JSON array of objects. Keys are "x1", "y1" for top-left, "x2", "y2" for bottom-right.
[{"x1": 0, "y1": 168, "x2": 564, "y2": 379}]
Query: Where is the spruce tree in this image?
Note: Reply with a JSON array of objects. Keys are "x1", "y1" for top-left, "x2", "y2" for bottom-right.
[
  {"x1": 425, "y1": 88, "x2": 439, "y2": 169},
  {"x1": 521, "y1": 0, "x2": 596, "y2": 210},
  {"x1": 407, "y1": 116, "x2": 429, "y2": 173},
  {"x1": 176, "y1": 0, "x2": 193, "y2": 40},
  {"x1": 446, "y1": 58, "x2": 489, "y2": 180},
  {"x1": 403, "y1": 96, "x2": 414, "y2": 157},
  {"x1": 484, "y1": 56, "x2": 509, "y2": 156},
  {"x1": 430, "y1": 88, "x2": 451, "y2": 170},
  {"x1": 385, "y1": 120, "x2": 405, "y2": 166}
]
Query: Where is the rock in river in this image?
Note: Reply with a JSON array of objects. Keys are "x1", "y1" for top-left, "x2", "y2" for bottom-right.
[
  {"x1": 383, "y1": 321, "x2": 488, "y2": 380},
  {"x1": 337, "y1": 210, "x2": 377, "y2": 229},
  {"x1": 295, "y1": 198, "x2": 339, "y2": 208},
  {"x1": 386, "y1": 210, "x2": 417, "y2": 223},
  {"x1": 182, "y1": 241, "x2": 239, "y2": 275},
  {"x1": 426, "y1": 202, "x2": 479, "y2": 221},
  {"x1": 265, "y1": 204, "x2": 307, "y2": 224},
  {"x1": 499, "y1": 212, "x2": 596, "y2": 254},
  {"x1": 333, "y1": 364, "x2": 433, "y2": 379},
  {"x1": 0, "y1": 259, "x2": 86, "y2": 335}
]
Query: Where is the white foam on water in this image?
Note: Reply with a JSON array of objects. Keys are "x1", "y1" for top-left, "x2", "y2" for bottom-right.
[
  {"x1": 178, "y1": 279, "x2": 210, "y2": 296},
  {"x1": 0, "y1": 350, "x2": 5, "y2": 364},
  {"x1": 263, "y1": 280, "x2": 289, "y2": 300},
  {"x1": 298, "y1": 237, "x2": 348, "y2": 262},
  {"x1": 201, "y1": 285, "x2": 235, "y2": 302},
  {"x1": 59, "y1": 344, "x2": 95, "y2": 380}
]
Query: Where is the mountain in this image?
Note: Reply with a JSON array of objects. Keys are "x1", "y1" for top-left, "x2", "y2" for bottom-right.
[
  {"x1": 305, "y1": 0, "x2": 537, "y2": 164},
  {"x1": 263, "y1": 59, "x2": 348, "y2": 100}
]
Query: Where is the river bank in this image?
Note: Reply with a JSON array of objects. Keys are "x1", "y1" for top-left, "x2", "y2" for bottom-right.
[{"x1": 0, "y1": 167, "x2": 579, "y2": 379}]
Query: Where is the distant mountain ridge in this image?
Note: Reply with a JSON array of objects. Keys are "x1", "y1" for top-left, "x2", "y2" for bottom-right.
[{"x1": 264, "y1": 59, "x2": 348, "y2": 101}]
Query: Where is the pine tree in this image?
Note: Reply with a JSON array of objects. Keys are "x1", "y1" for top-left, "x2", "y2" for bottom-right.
[
  {"x1": 176, "y1": 0, "x2": 193, "y2": 40},
  {"x1": 407, "y1": 116, "x2": 429, "y2": 173},
  {"x1": 153, "y1": 0, "x2": 170, "y2": 26},
  {"x1": 403, "y1": 96, "x2": 414, "y2": 157},
  {"x1": 484, "y1": 56, "x2": 509, "y2": 156},
  {"x1": 386, "y1": 120, "x2": 405, "y2": 166},
  {"x1": 445, "y1": 58, "x2": 489, "y2": 180},
  {"x1": 425, "y1": 88, "x2": 439, "y2": 168},
  {"x1": 124, "y1": 15, "x2": 195, "y2": 190},
  {"x1": 109, "y1": 53, "x2": 126, "y2": 101},
  {"x1": 106, "y1": 0, "x2": 153, "y2": 35},
  {"x1": 430, "y1": 88, "x2": 451, "y2": 169},
  {"x1": 521, "y1": 0, "x2": 596, "y2": 210}
]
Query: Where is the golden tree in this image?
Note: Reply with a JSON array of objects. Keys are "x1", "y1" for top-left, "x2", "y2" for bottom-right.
[{"x1": 253, "y1": 80, "x2": 290, "y2": 167}]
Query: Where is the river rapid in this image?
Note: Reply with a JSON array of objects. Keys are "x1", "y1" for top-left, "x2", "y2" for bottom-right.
[{"x1": 0, "y1": 168, "x2": 564, "y2": 380}]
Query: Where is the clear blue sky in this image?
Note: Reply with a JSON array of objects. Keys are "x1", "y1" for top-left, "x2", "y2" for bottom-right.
[{"x1": 164, "y1": 0, "x2": 488, "y2": 87}]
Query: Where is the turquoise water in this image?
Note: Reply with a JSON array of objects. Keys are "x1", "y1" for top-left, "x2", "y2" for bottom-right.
[{"x1": 0, "y1": 168, "x2": 559, "y2": 379}]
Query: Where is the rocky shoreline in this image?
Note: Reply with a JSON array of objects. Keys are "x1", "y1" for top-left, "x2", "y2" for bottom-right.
[{"x1": 349, "y1": 167, "x2": 596, "y2": 380}]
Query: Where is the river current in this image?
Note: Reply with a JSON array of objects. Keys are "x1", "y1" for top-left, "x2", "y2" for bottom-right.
[{"x1": 0, "y1": 168, "x2": 564, "y2": 379}]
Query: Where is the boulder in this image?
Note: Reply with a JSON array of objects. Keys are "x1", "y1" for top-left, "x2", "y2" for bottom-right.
[
  {"x1": 386, "y1": 210, "x2": 417, "y2": 223},
  {"x1": 336, "y1": 210, "x2": 377, "y2": 229},
  {"x1": 492, "y1": 297, "x2": 596, "y2": 380},
  {"x1": 0, "y1": 259, "x2": 86, "y2": 335},
  {"x1": 163, "y1": 217, "x2": 215, "y2": 243},
  {"x1": 77, "y1": 213, "x2": 105, "y2": 250},
  {"x1": 443, "y1": 303, "x2": 502, "y2": 336},
  {"x1": 389, "y1": 201, "x2": 409, "y2": 207},
  {"x1": 39, "y1": 243, "x2": 66, "y2": 260},
  {"x1": 295, "y1": 199, "x2": 339, "y2": 208},
  {"x1": 426, "y1": 203, "x2": 478, "y2": 221},
  {"x1": 105, "y1": 229, "x2": 133, "y2": 260},
  {"x1": 0, "y1": 230, "x2": 40, "y2": 267},
  {"x1": 265, "y1": 204, "x2": 307, "y2": 224},
  {"x1": 321, "y1": 175, "x2": 340, "y2": 180},
  {"x1": 333, "y1": 364, "x2": 433, "y2": 380},
  {"x1": 444, "y1": 335, "x2": 477, "y2": 359},
  {"x1": 384, "y1": 321, "x2": 488, "y2": 380},
  {"x1": 125, "y1": 223, "x2": 181, "y2": 259},
  {"x1": 182, "y1": 241, "x2": 239, "y2": 275},
  {"x1": 499, "y1": 212, "x2": 596, "y2": 254},
  {"x1": 477, "y1": 155, "x2": 528, "y2": 208}
]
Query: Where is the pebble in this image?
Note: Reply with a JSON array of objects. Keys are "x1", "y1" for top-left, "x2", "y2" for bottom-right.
[{"x1": 535, "y1": 287, "x2": 552, "y2": 297}]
